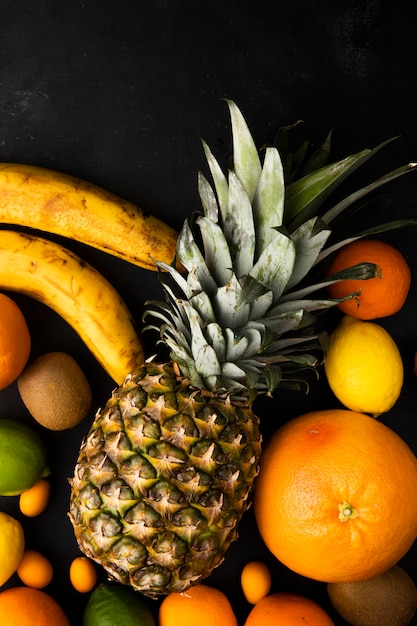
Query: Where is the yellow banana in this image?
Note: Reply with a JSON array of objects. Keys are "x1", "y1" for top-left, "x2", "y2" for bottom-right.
[
  {"x1": 0, "y1": 230, "x2": 144, "y2": 384},
  {"x1": 0, "y1": 163, "x2": 178, "y2": 271}
]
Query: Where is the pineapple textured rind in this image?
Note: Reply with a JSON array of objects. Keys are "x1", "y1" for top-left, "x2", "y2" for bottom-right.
[{"x1": 69, "y1": 360, "x2": 261, "y2": 597}]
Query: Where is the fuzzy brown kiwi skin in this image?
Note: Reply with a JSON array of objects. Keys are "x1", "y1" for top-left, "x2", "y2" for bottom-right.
[
  {"x1": 17, "y1": 352, "x2": 92, "y2": 431},
  {"x1": 327, "y1": 565, "x2": 417, "y2": 626}
]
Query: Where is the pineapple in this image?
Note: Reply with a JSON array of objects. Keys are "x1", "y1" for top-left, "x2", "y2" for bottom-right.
[{"x1": 69, "y1": 101, "x2": 415, "y2": 597}]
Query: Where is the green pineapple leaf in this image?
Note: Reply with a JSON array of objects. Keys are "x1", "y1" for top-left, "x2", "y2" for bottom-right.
[
  {"x1": 201, "y1": 141, "x2": 228, "y2": 219},
  {"x1": 226, "y1": 99, "x2": 262, "y2": 201},
  {"x1": 253, "y1": 147, "x2": 285, "y2": 254},
  {"x1": 197, "y1": 216, "x2": 233, "y2": 286},
  {"x1": 249, "y1": 230, "x2": 296, "y2": 299},
  {"x1": 280, "y1": 262, "x2": 380, "y2": 302},
  {"x1": 198, "y1": 171, "x2": 220, "y2": 222},
  {"x1": 322, "y1": 162, "x2": 417, "y2": 225},
  {"x1": 224, "y1": 171, "x2": 256, "y2": 277},
  {"x1": 285, "y1": 217, "x2": 331, "y2": 291},
  {"x1": 284, "y1": 138, "x2": 397, "y2": 230}
]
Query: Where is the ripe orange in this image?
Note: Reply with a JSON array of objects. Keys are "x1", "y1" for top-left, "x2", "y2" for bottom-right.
[
  {"x1": 159, "y1": 584, "x2": 238, "y2": 626},
  {"x1": 0, "y1": 293, "x2": 31, "y2": 389},
  {"x1": 69, "y1": 556, "x2": 97, "y2": 593},
  {"x1": 17, "y1": 550, "x2": 53, "y2": 589},
  {"x1": 19, "y1": 478, "x2": 51, "y2": 517},
  {"x1": 326, "y1": 238, "x2": 411, "y2": 319},
  {"x1": 0, "y1": 587, "x2": 70, "y2": 625},
  {"x1": 244, "y1": 593, "x2": 334, "y2": 625},
  {"x1": 253, "y1": 409, "x2": 417, "y2": 583}
]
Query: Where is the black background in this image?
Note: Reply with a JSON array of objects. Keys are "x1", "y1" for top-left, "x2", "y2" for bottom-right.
[{"x1": 1, "y1": 1, "x2": 417, "y2": 624}]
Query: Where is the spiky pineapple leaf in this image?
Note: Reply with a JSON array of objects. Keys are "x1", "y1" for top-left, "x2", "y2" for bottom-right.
[
  {"x1": 227, "y1": 99, "x2": 262, "y2": 201},
  {"x1": 322, "y1": 162, "x2": 417, "y2": 224},
  {"x1": 201, "y1": 141, "x2": 228, "y2": 219},
  {"x1": 225, "y1": 328, "x2": 250, "y2": 361},
  {"x1": 213, "y1": 273, "x2": 251, "y2": 329},
  {"x1": 299, "y1": 130, "x2": 333, "y2": 178},
  {"x1": 248, "y1": 288, "x2": 275, "y2": 320},
  {"x1": 316, "y1": 219, "x2": 417, "y2": 265},
  {"x1": 284, "y1": 217, "x2": 331, "y2": 291},
  {"x1": 205, "y1": 322, "x2": 226, "y2": 362},
  {"x1": 268, "y1": 297, "x2": 349, "y2": 317},
  {"x1": 197, "y1": 216, "x2": 233, "y2": 286},
  {"x1": 280, "y1": 262, "x2": 380, "y2": 302},
  {"x1": 249, "y1": 230, "x2": 296, "y2": 299},
  {"x1": 284, "y1": 138, "x2": 397, "y2": 230},
  {"x1": 252, "y1": 147, "x2": 285, "y2": 254},
  {"x1": 176, "y1": 220, "x2": 218, "y2": 295},
  {"x1": 182, "y1": 301, "x2": 221, "y2": 379},
  {"x1": 198, "y1": 171, "x2": 220, "y2": 223},
  {"x1": 224, "y1": 171, "x2": 255, "y2": 277},
  {"x1": 252, "y1": 309, "x2": 305, "y2": 335}
]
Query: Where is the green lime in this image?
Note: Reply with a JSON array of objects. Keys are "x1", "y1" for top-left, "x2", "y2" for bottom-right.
[
  {"x1": 83, "y1": 583, "x2": 155, "y2": 626},
  {"x1": 0, "y1": 418, "x2": 50, "y2": 495}
]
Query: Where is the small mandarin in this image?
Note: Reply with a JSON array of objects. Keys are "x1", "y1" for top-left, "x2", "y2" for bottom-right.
[
  {"x1": 17, "y1": 549, "x2": 53, "y2": 589},
  {"x1": 326, "y1": 238, "x2": 411, "y2": 319},
  {"x1": 244, "y1": 592, "x2": 334, "y2": 626},
  {"x1": 241, "y1": 561, "x2": 272, "y2": 604},
  {"x1": 19, "y1": 478, "x2": 51, "y2": 517},
  {"x1": 70, "y1": 556, "x2": 97, "y2": 593},
  {"x1": 159, "y1": 584, "x2": 238, "y2": 626},
  {"x1": 0, "y1": 293, "x2": 31, "y2": 390},
  {"x1": 0, "y1": 586, "x2": 70, "y2": 625}
]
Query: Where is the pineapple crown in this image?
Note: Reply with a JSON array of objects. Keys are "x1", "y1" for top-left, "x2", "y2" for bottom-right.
[{"x1": 145, "y1": 100, "x2": 416, "y2": 400}]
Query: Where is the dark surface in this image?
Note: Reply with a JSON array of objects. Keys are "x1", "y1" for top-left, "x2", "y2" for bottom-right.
[{"x1": 1, "y1": 2, "x2": 417, "y2": 624}]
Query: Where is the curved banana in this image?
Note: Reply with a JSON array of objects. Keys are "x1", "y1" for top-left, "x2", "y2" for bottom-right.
[
  {"x1": 0, "y1": 163, "x2": 178, "y2": 271},
  {"x1": 0, "y1": 230, "x2": 144, "y2": 384}
]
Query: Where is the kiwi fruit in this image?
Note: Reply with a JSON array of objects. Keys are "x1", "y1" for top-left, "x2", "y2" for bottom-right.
[
  {"x1": 17, "y1": 351, "x2": 92, "y2": 430},
  {"x1": 327, "y1": 564, "x2": 417, "y2": 626}
]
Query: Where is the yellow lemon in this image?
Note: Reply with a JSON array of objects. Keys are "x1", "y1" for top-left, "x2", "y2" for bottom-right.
[
  {"x1": 0, "y1": 511, "x2": 25, "y2": 586},
  {"x1": 324, "y1": 315, "x2": 403, "y2": 416}
]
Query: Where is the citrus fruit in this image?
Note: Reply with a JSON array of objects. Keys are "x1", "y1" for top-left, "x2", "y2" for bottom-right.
[
  {"x1": 0, "y1": 511, "x2": 25, "y2": 586},
  {"x1": 17, "y1": 549, "x2": 53, "y2": 589},
  {"x1": 324, "y1": 315, "x2": 403, "y2": 415},
  {"x1": 0, "y1": 418, "x2": 49, "y2": 495},
  {"x1": 0, "y1": 587, "x2": 70, "y2": 625},
  {"x1": 83, "y1": 583, "x2": 155, "y2": 626},
  {"x1": 69, "y1": 556, "x2": 97, "y2": 593},
  {"x1": 241, "y1": 561, "x2": 272, "y2": 604},
  {"x1": 19, "y1": 478, "x2": 51, "y2": 517},
  {"x1": 253, "y1": 409, "x2": 417, "y2": 583},
  {"x1": 0, "y1": 293, "x2": 31, "y2": 389},
  {"x1": 244, "y1": 592, "x2": 334, "y2": 625},
  {"x1": 327, "y1": 565, "x2": 417, "y2": 626},
  {"x1": 159, "y1": 584, "x2": 238, "y2": 626},
  {"x1": 326, "y1": 238, "x2": 411, "y2": 319}
]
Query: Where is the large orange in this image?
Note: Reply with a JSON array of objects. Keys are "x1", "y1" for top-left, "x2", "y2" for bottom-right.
[
  {"x1": 326, "y1": 238, "x2": 411, "y2": 319},
  {"x1": 0, "y1": 587, "x2": 70, "y2": 625},
  {"x1": 0, "y1": 293, "x2": 31, "y2": 389},
  {"x1": 159, "y1": 584, "x2": 237, "y2": 626},
  {"x1": 253, "y1": 409, "x2": 417, "y2": 583},
  {"x1": 244, "y1": 593, "x2": 334, "y2": 626}
]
